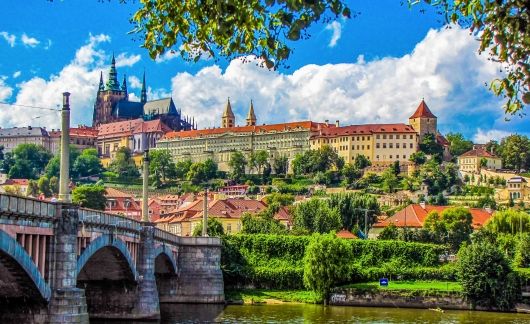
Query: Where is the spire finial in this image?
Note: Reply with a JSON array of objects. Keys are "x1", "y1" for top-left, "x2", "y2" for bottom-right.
[
  {"x1": 141, "y1": 70, "x2": 147, "y2": 104},
  {"x1": 106, "y1": 53, "x2": 120, "y2": 91},
  {"x1": 98, "y1": 71, "x2": 104, "y2": 91}
]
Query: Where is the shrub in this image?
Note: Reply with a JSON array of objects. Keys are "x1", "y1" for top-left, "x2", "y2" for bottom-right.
[
  {"x1": 191, "y1": 218, "x2": 224, "y2": 237},
  {"x1": 303, "y1": 233, "x2": 353, "y2": 302},
  {"x1": 457, "y1": 242, "x2": 520, "y2": 310}
]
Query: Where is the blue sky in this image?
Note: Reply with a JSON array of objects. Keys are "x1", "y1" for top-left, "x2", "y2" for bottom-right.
[{"x1": 0, "y1": 0, "x2": 527, "y2": 142}]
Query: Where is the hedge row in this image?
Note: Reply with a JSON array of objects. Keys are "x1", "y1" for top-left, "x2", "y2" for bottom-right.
[{"x1": 222, "y1": 234, "x2": 450, "y2": 289}]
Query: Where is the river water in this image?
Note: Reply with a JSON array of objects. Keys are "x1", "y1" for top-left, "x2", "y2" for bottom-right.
[{"x1": 150, "y1": 304, "x2": 530, "y2": 323}]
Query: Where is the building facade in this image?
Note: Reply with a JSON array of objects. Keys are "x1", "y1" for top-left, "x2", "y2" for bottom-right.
[
  {"x1": 0, "y1": 126, "x2": 50, "y2": 153},
  {"x1": 495, "y1": 176, "x2": 530, "y2": 204},
  {"x1": 157, "y1": 99, "x2": 327, "y2": 172},
  {"x1": 92, "y1": 55, "x2": 195, "y2": 131},
  {"x1": 457, "y1": 147, "x2": 503, "y2": 173},
  {"x1": 48, "y1": 126, "x2": 98, "y2": 155},
  {"x1": 97, "y1": 118, "x2": 171, "y2": 166}
]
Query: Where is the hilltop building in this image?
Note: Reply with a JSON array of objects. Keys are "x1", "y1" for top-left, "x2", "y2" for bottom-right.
[
  {"x1": 457, "y1": 146, "x2": 503, "y2": 173},
  {"x1": 92, "y1": 55, "x2": 196, "y2": 131},
  {"x1": 157, "y1": 99, "x2": 327, "y2": 172}
]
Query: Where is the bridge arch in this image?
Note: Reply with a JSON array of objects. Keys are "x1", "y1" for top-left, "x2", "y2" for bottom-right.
[
  {"x1": 153, "y1": 245, "x2": 177, "y2": 274},
  {"x1": 77, "y1": 234, "x2": 137, "y2": 281},
  {"x1": 0, "y1": 229, "x2": 51, "y2": 301}
]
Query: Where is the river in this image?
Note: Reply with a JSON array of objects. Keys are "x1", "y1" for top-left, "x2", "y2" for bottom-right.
[{"x1": 135, "y1": 303, "x2": 529, "y2": 323}]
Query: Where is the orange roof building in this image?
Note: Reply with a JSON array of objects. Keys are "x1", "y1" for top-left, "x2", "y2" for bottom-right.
[
  {"x1": 457, "y1": 146, "x2": 502, "y2": 174},
  {"x1": 49, "y1": 125, "x2": 98, "y2": 155},
  {"x1": 158, "y1": 101, "x2": 329, "y2": 173},
  {"x1": 371, "y1": 203, "x2": 494, "y2": 238},
  {"x1": 104, "y1": 187, "x2": 142, "y2": 220}
]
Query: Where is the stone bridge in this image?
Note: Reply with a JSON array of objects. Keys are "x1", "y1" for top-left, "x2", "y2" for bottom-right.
[{"x1": 0, "y1": 193, "x2": 224, "y2": 323}]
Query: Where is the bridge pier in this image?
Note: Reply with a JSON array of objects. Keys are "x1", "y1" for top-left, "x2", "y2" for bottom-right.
[
  {"x1": 133, "y1": 224, "x2": 160, "y2": 319},
  {"x1": 48, "y1": 204, "x2": 89, "y2": 324}
]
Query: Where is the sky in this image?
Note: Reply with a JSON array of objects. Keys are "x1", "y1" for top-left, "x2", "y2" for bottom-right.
[{"x1": 0, "y1": 0, "x2": 528, "y2": 143}]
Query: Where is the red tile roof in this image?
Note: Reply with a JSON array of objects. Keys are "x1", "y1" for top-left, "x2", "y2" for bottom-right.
[
  {"x1": 373, "y1": 204, "x2": 493, "y2": 229},
  {"x1": 459, "y1": 147, "x2": 499, "y2": 158},
  {"x1": 336, "y1": 229, "x2": 358, "y2": 239},
  {"x1": 436, "y1": 134, "x2": 450, "y2": 147},
  {"x1": 97, "y1": 119, "x2": 170, "y2": 138},
  {"x1": 163, "y1": 121, "x2": 324, "y2": 140},
  {"x1": 409, "y1": 100, "x2": 436, "y2": 119},
  {"x1": 314, "y1": 123, "x2": 416, "y2": 138},
  {"x1": 4, "y1": 179, "x2": 29, "y2": 186},
  {"x1": 104, "y1": 187, "x2": 133, "y2": 198}
]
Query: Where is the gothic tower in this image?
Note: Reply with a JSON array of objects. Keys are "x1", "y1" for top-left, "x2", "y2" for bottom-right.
[
  {"x1": 92, "y1": 54, "x2": 127, "y2": 127},
  {"x1": 409, "y1": 99, "x2": 437, "y2": 141},
  {"x1": 222, "y1": 98, "x2": 235, "y2": 128},
  {"x1": 246, "y1": 100, "x2": 257, "y2": 126}
]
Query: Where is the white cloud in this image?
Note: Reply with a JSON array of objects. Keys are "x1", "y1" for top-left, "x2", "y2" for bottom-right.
[
  {"x1": 155, "y1": 50, "x2": 179, "y2": 63},
  {"x1": 472, "y1": 129, "x2": 530, "y2": 143},
  {"x1": 0, "y1": 77, "x2": 13, "y2": 101},
  {"x1": 115, "y1": 52, "x2": 141, "y2": 68},
  {"x1": 128, "y1": 75, "x2": 142, "y2": 89},
  {"x1": 325, "y1": 21, "x2": 342, "y2": 48},
  {"x1": 12, "y1": 71, "x2": 21, "y2": 78},
  {"x1": 168, "y1": 26, "x2": 509, "y2": 133},
  {"x1": 3, "y1": 34, "x2": 112, "y2": 128},
  {"x1": 21, "y1": 33, "x2": 40, "y2": 47},
  {"x1": 0, "y1": 31, "x2": 16, "y2": 47}
]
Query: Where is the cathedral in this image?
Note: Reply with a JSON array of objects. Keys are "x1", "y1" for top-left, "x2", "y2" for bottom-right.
[{"x1": 92, "y1": 55, "x2": 196, "y2": 131}]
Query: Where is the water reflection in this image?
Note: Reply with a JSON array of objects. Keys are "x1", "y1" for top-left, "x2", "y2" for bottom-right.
[{"x1": 92, "y1": 304, "x2": 530, "y2": 323}]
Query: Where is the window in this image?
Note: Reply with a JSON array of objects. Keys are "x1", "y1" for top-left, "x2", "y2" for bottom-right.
[
  {"x1": 376, "y1": 143, "x2": 380, "y2": 148},
  {"x1": 227, "y1": 223, "x2": 232, "y2": 233},
  {"x1": 410, "y1": 135, "x2": 413, "y2": 139},
  {"x1": 410, "y1": 143, "x2": 413, "y2": 149},
  {"x1": 362, "y1": 145, "x2": 365, "y2": 150},
  {"x1": 383, "y1": 134, "x2": 387, "y2": 139},
  {"x1": 383, "y1": 143, "x2": 387, "y2": 149},
  {"x1": 396, "y1": 143, "x2": 400, "y2": 148},
  {"x1": 376, "y1": 135, "x2": 380, "y2": 139},
  {"x1": 357, "y1": 145, "x2": 360, "y2": 150},
  {"x1": 396, "y1": 134, "x2": 400, "y2": 139},
  {"x1": 367, "y1": 145, "x2": 370, "y2": 150},
  {"x1": 389, "y1": 135, "x2": 393, "y2": 139},
  {"x1": 403, "y1": 155, "x2": 406, "y2": 159},
  {"x1": 376, "y1": 155, "x2": 379, "y2": 160},
  {"x1": 389, "y1": 143, "x2": 393, "y2": 148},
  {"x1": 390, "y1": 155, "x2": 393, "y2": 159}
]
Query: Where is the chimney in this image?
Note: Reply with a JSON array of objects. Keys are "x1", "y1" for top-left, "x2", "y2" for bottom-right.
[
  {"x1": 335, "y1": 120, "x2": 340, "y2": 127},
  {"x1": 325, "y1": 119, "x2": 329, "y2": 126},
  {"x1": 419, "y1": 201, "x2": 426, "y2": 209}
]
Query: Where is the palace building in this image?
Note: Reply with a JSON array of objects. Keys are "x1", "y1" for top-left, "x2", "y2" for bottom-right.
[
  {"x1": 92, "y1": 55, "x2": 196, "y2": 131},
  {"x1": 157, "y1": 99, "x2": 330, "y2": 172}
]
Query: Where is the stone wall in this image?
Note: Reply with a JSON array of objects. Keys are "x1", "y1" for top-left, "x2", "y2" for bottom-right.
[{"x1": 160, "y1": 237, "x2": 224, "y2": 303}]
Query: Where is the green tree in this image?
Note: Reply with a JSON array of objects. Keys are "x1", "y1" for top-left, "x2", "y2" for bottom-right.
[
  {"x1": 132, "y1": 0, "x2": 350, "y2": 69},
  {"x1": 423, "y1": 207, "x2": 473, "y2": 251},
  {"x1": 192, "y1": 218, "x2": 225, "y2": 237},
  {"x1": 241, "y1": 204, "x2": 287, "y2": 235},
  {"x1": 293, "y1": 198, "x2": 342, "y2": 234},
  {"x1": 45, "y1": 145, "x2": 81, "y2": 178},
  {"x1": 303, "y1": 233, "x2": 353, "y2": 304},
  {"x1": 249, "y1": 150, "x2": 269, "y2": 175},
  {"x1": 341, "y1": 163, "x2": 361, "y2": 185},
  {"x1": 73, "y1": 148, "x2": 103, "y2": 178},
  {"x1": 8, "y1": 144, "x2": 53, "y2": 179},
  {"x1": 149, "y1": 149, "x2": 176, "y2": 183},
  {"x1": 203, "y1": 158, "x2": 218, "y2": 179},
  {"x1": 175, "y1": 160, "x2": 193, "y2": 179},
  {"x1": 446, "y1": 132, "x2": 473, "y2": 157},
  {"x1": 49, "y1": 176, "x2": 59, "y2": 194},
  {"x1": 377, "y1": 223, "x2": 399, "y2": 240},
  {"x1": 485, "y1": 209, "x2": 530, "y2": 234},
  {"x1": 354, "y1": 154, "x2": 371, "y2": 169},
  {"x1": 498, "y1": 135, "x2": 530, "y2": 171},
  {"x1": 381, "y1": 167, "x2": 399, "y2": 193},
  {"x1": 72, "y1": 184, "x2": 107, "y2": 210},
  {"x1": 457, "y1": 242, "x2": 520, "y2": 310},
  {"x1": 228, "y1": 151, "x2": 247, "y2": 182},
  {"x1": 37, "y1": 176, "x2": 52, "y2": 197},
  {"x1": 108, "y1": 147, "x2": 140, "y2": 178},
  {"x1": 328, "y1": 192, "x2": 380, "y2": 234},
  {"x1": 273, "y1": 155, "x2": 289, "y2": 175},
  {"x1": 409, "y1": 151, "x2": 427, "y2": 165},
  {"x1": 27, "y1": 179, "x2": 39, "y2": 197},
  {"x1": 263, "y1": 192, "x2": 295, "y2": 207},
  {"x1": 514, "y1": 233, "x2": 530, "y2": 268},
  {"x1": 419, "y1": 133, "x2": 443, "y2": 162}
]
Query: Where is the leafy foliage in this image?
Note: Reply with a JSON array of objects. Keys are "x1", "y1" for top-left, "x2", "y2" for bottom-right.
[
  {"x1": 484, "y1": 209, "x2": 530, "y2": 234},
  {"x1": 108, "y1": 147, "x2": 140, "y2": 178},
  {"x1": 303, "y1": 233, "x2": 353, "y2": 301},
  {"x1": 423, "y1": 207, "x2": 473, "y2": 251},
  {"x1": 292, "y1": 145, "x2": 344, "y2": 175},
  {"x1": 446, "y1": 132, "x2": 473, "y2": 157},
  {"x1": 241, "y1": 204, "x2": 288, "y2": 235},
  {"x1": 131, "y1": 0, "x2": 350, "y2": 69},
  {"x1": 73, "y1": 148, "x2": 103, "y2": 178},
  {"x1": 273, "y1": 156, "x2": 289, "y2": 175},
  {"x1": 498, "y1": 134, "x2": 530, "y2": 171},
  {"x1": 327, "y1": 192, "x2": 380, "y2": 233},
  {"x1": 7, "y1": 144, "x2": 53, "y2": 179},
  {"x1": 192, "y1": 218, "x2": 225, "y2": 237},
  {"x1": 72, "y1": 184, "x2": 107, "y2": 210},
  {"x1": 457, "y1": 242, "x2": 520, "y2": 310},
  {"x1": 292, "y1": 198, "x2": 341, "y2": 234},
  {"x1": 149, "y1": 149, "x2": 176, "y2": 183},
  {"x1": 409, "y1": 151, "x2": 427, "y2": 165},
  {"x1": 418, "y1": 133, "x2": 444, "y2": 162},
  {"x1": 229, "y1": 151, "x2": 247, "y2": 182}
]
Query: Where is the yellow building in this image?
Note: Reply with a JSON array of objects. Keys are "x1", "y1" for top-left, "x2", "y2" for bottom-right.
[
  {"x1": 157, "y1": 99, "x2": 328, "y2": 172},
  {"x1": 97, "y1": 118, "x2": 171, "y2": 167},
  {"x1": 495, "y1": 176, "x2": 530, "y2": 204},
  {"x1": 155, "y1": 197, "x2": 290, "y2": 235},
  {"x1": 457, "y1": 147, "x2": 502, "y2": 174}
]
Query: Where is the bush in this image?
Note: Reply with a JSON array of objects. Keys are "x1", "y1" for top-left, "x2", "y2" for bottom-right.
[
  {"x1": 457, "y1": 242, "x2": 520, "y2": 310},
  {"x1": 191, "y1": 218, "x2": 224, "y2": 237},
  {"x1": 303, "y1": 233, "x2": 353, "y2": 302},
  {"x1": 514, "y1": 233, "x2": 530, "y2": 268}
]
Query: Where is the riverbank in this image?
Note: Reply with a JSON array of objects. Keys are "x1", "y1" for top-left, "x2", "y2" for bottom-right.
[{"x1": 225, "y1": 289, "x2": 321, "y2": 304}]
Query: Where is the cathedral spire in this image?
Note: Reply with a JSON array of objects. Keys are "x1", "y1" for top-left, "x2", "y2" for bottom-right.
[
  {"x1": 106, "y1": 53, "x2": 120, "y2": 91},
  {"x1": 246, "y1": 99, "x2": 256, "y2": 126},
  {"x1": 141, "y1": 70, "x2": 147, "y2": 103},
  {"x1": 98, "y1": 71, "x2": 104, "y2": 91},
  {"x1": 222, "y1": 97, "x2": 235, "y2": 128},
  {"x1": 122, "y1": 74, "x2": 128, "y2": 97}
]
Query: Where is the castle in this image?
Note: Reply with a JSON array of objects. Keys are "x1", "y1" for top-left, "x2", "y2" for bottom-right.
[{"x1": 92, "y1": 55, "x2": 196, "y2": 131}]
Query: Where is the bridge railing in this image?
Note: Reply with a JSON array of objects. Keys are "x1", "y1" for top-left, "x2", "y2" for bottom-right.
[
  {"x1": 0, "y1": 194, "x2": 55, "y2": 219},
  {"x1": 78, "y1": 208, "x2": 143, "y2": 232},
  {"x1": 154, "y1": 227, "x2": 180, "y2": 245}
]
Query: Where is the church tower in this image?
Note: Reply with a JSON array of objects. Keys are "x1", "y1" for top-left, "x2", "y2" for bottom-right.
[
  {"x1": 92, "y1": 54, "x2": 127, "y2": 127},
  {"x1": 409, "y1": 99, "x2": 437, "y2": 140},
  {"x1": 246, "y1": 100, "x2": 257, "y2": 126},
  {"x1": 222, "y1": 98, "x2": 235, "y2": 128}
]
